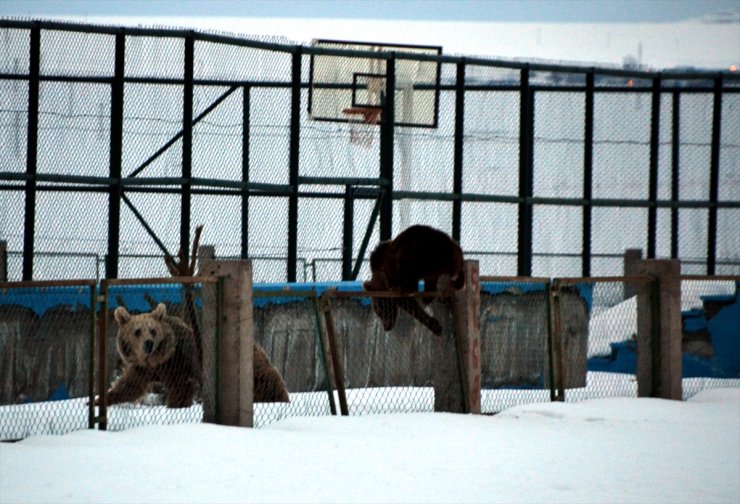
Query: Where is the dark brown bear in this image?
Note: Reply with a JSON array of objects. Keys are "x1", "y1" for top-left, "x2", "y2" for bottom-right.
[
  {"x1": 107, "y1": 303, "x2": 201, "y2": 408},
  {"x1": 363, "y1": 225, "x2": 465, "y2": 335}
]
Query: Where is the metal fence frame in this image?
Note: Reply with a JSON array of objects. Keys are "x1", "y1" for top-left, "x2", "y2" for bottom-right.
[{"x1": 1, "y1": 19, "x2": 738, "y2": 283}]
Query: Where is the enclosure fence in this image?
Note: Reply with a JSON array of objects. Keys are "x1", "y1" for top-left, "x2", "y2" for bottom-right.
[
  {"x1": 3, "y1": 272, "x2": 736, "y2": 439},
  {"x1": 1, "y1": 19, "x2": 738, "y2": 284}
]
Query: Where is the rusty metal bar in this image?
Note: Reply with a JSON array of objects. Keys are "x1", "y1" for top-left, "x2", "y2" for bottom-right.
[
  {"x1": 680, "y1": 275, "x2": 740, "y2": 282},
  {"x1": 544, "y1": 280, "x2": 556, "y2": 401},
  {"x1": 328, "y1": 289, "x2": 454, "y2": 299},
  {"x1": 479, "y1": 276, "x2": 551, "y2": 283},
  {"x1": 312, "y1": 294, "x2": 338, "y2": 416},
  {"x1": 101, "y1": 276, "x2": 220, "y2": 286},
  {"x1": 553, "y1": 274, "x2": 654, "y2": 286},
  {"x1": 319, "y1": 292, "x2": 349, "y2": 416},
  {"x1": 549, "y1": 280, "x2": 566, "y2": 402},
  {"x1": 87, "y1": 283, "x2": 97, "y2": 429},
  {"x1": 0, "y1": 279, "x2": 97, "y2": 289},
  {"x1": 97, "y1": 280, "x2": 109, "y2": 430}
]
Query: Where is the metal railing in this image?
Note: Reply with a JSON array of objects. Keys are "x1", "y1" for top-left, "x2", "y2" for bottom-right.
[{"x1": 0, "y1": 19, "x2": 738, "y2": 284}]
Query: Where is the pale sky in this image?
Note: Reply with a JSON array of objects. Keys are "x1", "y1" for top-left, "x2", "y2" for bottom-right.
[{"x1": 1, "y1": 0, "x2": 738, "y2": 23}]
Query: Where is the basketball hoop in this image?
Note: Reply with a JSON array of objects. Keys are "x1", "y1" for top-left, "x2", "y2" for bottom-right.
[{"x1": 343, "y1": 106, "x2": 381, "y2": 148}]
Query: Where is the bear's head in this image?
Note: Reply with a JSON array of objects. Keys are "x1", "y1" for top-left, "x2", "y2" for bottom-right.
[{"x1": 114, "y1": 303, "x2": 177, "y2": 368}]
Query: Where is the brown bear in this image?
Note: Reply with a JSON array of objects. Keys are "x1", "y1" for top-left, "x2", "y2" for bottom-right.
[
  {"x1": 104, "y1": 303, "x2": 290, "y2": 408},
  {"x1": 363, "y1": 225, "x2": 465, "y2": 335},
  {"x1": 254, "y1": 343, "x2": 290, "y2": 403},
  {"x1": 106, "y1": 303, "x2": 201, "y2": 408}
]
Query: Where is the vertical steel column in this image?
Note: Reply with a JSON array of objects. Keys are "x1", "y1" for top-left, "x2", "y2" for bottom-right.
[
  {"x1": 517, "y1": 66, "x2": 534, "y2": 277},
  {"x1": 452, "y1": 59, "x2": 466, "y2": 243},
  {"x1": 647, "y1": 75, "x2": 661, "y2": 259},
  {"x1": 106, "y1": 31, "x2": 125, "y2": 279},
  {"x1": 342, "y1": 185, "x2": 354, "y2": 281},
  {"x1": 670, "y1": 91, "x2": 680, "y2": 259},
  {"x1": 241, "y1": 85, "x2": 251, "y2": 259},
  {"x1": 180, "y1": 34, "x2": 194, "y2": 257},
  {"x1": 707, "y1": 75, "x2": 722, "y2": 275},
  {"x1": 22, "y1": 25, "x2": 40, "y2": 281},
  {"x1": 287, "y1": 49, "x2": 301, "y2": 282},
  {"x1": 379, "y1": 56, "x2": 396, "y2": 241},
  {"x1": 582, "y1": 71, "x2": 595, "y2": 277}
]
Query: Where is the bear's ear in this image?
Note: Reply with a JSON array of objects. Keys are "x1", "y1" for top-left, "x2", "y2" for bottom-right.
[
  {"x1": 151, "y1": 303, "x2": 167, "y2": 321},
  {"x1": 113, "y1": 306, "x2": 131, "y2": 325}
]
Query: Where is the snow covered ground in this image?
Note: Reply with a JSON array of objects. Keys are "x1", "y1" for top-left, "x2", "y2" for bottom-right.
[{"x1": 1, "y1": 386, "x2": 738, "y2": 504}]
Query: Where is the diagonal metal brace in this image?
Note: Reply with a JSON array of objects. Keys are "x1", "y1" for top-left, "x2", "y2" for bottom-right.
[{"x1": 127, "y1": 85, "x2": 240, "y2": 178}]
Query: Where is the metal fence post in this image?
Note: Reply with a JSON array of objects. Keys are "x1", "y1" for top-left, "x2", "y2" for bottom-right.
[
  {"x1": 319, "y1": 291, "x2": 349, "y2": 415},
  {"x1": 708, "y1": 75, "x2": 723, "y2": 275},
  {"x1": 180, "y1": 33, "x2": 195, "y2": 259},
  {"x1": 241, "y1": 85, "x2": 251, "y2": 259},
  {"x1": 671, "y1": 91, "x2": 681, "y2": 260},
  {"x1": 0, "y1": 240, "x2": 7, "y2": 282},
  {"x1": 88, "y1": 283, "x2": 97, "y2": 429},
  {"x1": 342, "y1": 185, "x2": 355, "y2": 281},
  {"x1": 106, "y1": 31, "x2": 125, "y2": 280},
  {"x1": 582, "y1": 70, "x2": 595, "y2": 277},
  {"x1": 452, "y1": 59, "x2": 466, "y2": 243},
  {"x1": 549, "y1": 280, "x2": 566, "y2": 401},
  {"x1": 647, "y1": 74, "x2": 662, "y2": 259},
  {"x1": 97, "y1": 280, "x2": 110, "y2": 430},
  {"x1": 287, "y1": 48, "x2": 301, "y2": 282},
  {"x1": 518, "y1": 65, "x2": 534, "y2": 277},
  {"x1": 22, "y1": 25, "x2": 40, "y2": 281},
  {"x1": 379, "y1": 55, "x2": 396, "y2": 241}
]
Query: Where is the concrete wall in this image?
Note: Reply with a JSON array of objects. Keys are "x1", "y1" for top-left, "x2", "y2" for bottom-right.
[{"x1": 0, "y1": 283, "x2": 590, "y2": 404}]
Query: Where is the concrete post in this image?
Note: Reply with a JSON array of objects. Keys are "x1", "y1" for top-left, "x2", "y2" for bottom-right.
[
  {"x1": 433, "y1": 260, "x2": 481, "y2": 413},
  {"x1": 635, "y1": 259, "x2": 682, "y2": 400},
  {"x1": 199, "y1": 259, "x2": 254, "y2": 427}
]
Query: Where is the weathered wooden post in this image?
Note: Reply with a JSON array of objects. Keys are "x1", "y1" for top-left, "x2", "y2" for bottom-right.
[
  {"x1": 433, "y1": 260, "x2": 481, "y2": 413},
  {"x1": 199, "y1": 259, "x2": 254, "y2": 427},
  {"x1": 635, "y1": 259, "x2": 682, "y2": 400},
  {"x1": 624, "y1": 248, "x2": 643, "y2": 299}
]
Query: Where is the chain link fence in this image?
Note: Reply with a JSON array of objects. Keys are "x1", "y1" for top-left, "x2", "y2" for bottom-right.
[
  {"x1": 1, "y1": 20, "x2": 738, "y2": 285},
  {"x1": 2, "y1": 272, "x2": 738, "y2": 438},
  {"x1": 320, "y1": 289, "x2": 448, "y2": 415},
  {"x1": 252, "y1": 288, "x2": 335, "y2": 427},
  {"x1": 679, "y1": 275, "x2": 740, "y2": 397},
  {"x1": 0, "y1": 280, "x2": 96, "y2": 440}
]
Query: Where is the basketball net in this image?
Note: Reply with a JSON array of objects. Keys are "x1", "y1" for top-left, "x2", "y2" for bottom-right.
[
  {"x1": 343, "y1": 70, "x2": 384, "y2": 149},
  {"x1": 344, "y1": 106, "x2": 380, "y2": 149}
]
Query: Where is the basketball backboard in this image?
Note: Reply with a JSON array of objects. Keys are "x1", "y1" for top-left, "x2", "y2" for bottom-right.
[{"x1": 308, "y1": 39, "x2": 442, "y2": 128}]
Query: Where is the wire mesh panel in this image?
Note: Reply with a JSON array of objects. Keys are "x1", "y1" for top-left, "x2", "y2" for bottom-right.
[
  {"x1": 680, "y1": 276, "x2": 740, "y2": 397},
  {"x1": 0, "y1": 19, "x2": 739, "y2": 292},
  {"x1": 0, "y1": 280, "x2": 96, "y2": 440},
  {"x1": 324, "y1": 290, "x2": 459, "y2": 415},
  {"x1": 252, "y1": 289, "x2": 335, "y2": 428},
  {"x1": 478, "y1": 278, "x2": 553, "y2": 413},
  {"x1": 98, "y1": 278, "x2": 220, "y2": 432},
  {"x1": 559, "y1": 278, "x2": 648, "y2": 402}
]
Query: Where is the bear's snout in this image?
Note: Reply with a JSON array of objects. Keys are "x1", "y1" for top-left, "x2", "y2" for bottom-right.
[{"x1": 144, "y1": 339, "x2": 154, "y2": 354}]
